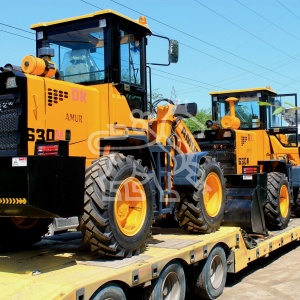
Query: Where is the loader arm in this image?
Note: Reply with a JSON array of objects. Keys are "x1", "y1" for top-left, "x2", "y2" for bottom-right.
[{"x1": 155, "y1": 102, "x2": 200, "y2": 156}]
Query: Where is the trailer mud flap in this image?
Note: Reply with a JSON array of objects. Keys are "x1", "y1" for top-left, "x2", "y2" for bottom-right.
[{"x1": 222, "y1": 173, "x2": 267, "y2": 235}]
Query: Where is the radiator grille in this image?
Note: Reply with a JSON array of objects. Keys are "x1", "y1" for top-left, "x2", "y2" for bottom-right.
[
  {"x1": 0, "y1": 94, "x2": 21, "y2": 151},
  {"x1": 199, "y1": 144, "x2": 235, "y2": 174}
]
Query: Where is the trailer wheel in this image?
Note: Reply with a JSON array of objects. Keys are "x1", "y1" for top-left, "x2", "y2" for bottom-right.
[
  {"x1": 141, "y1": 260, "x2": 186, "y2": 300},
  {"x1": 292, "y1": 189, "x2": 300, "y2": 217},
  {"x1": 80, "y1": 153, "x2": 154, "y2": 257},
  {"x1": 187, "y1": 245, "x2": 227, "y2": 300},
  {"x1": 0, "y1": 217, "x2": 52, "y2": 247},
  {"x1": 91, "y1": 283, "x2": 126, "y2": 300},
  {"x1": 264, "y1": 172, "x2": 291, "y2": 230},
  {"x1": 175, "y1": 157, "x2": 226, "y2": 233}
]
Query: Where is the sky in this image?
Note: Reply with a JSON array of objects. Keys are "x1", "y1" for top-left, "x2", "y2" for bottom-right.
[{"x1": 1, "y1": 0, "x2": 300, "y2": 110}]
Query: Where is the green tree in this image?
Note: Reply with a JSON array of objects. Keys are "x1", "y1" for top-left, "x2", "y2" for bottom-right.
[{"x1": 184, "y1": 108, "x2": 211, "y2": 133}]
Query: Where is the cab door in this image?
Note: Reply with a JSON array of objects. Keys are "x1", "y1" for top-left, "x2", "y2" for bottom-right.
[
  {"x1": 109, "y1": 29, "x2": 148, "y2": 137},
  {"x1": 267, "y1": 93, "x2": 299, "y2": 162}
]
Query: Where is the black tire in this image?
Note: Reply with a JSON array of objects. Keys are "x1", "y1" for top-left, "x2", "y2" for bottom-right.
[
  {"x1": 292, "y1": 188, "x2": 300, "y2": 217},
  {"x1": 175, "y1": 157, "x2": 226, "y2": 233},
  {"x1": 80, "y1": 153, "x2": 154, "y2": 257},
  {"x1": 140, "y1": 260, "x2": 186, "y2": 300},
  {"x1": 91, "y1": 283, "x2": 126, "y2": 300},
  {"x1": 187, "y1": 245, "x2": 227, "y2": 300},
  {"x1": 264, "y1": 172, "x2": 291, "y2": 230},
  {"x1": 0, "y1": 217, "x2": 52, "y2": 248}
]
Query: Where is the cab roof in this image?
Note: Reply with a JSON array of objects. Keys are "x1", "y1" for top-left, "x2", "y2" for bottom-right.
[
  {"x1": 31, "y1": 9, "x2": 152, "y2": 34},
  {"x1": 210, "y1": 86, "x2": 277, "y2": 96}
]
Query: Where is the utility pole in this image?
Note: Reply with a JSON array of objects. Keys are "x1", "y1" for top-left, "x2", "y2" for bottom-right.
[{"x1": 170, "y1": 86, "x2": 178, "y2": 105}]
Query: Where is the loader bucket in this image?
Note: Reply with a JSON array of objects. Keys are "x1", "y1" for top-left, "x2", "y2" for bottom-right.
[{"x1": 222, "y1": 173, "x2": 267, "y2": 235}]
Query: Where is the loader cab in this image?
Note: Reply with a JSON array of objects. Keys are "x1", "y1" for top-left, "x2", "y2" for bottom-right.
[
  {"x1": 209, "y1": 86, "x2": 299, "y2": 153},
  {"x1": 210, "y1": 87, "x2": 279, "y2": 130},
  {"x1": 31, "y1": 10, "x2": 177, "y2": 117},
  {"x1": 210, "y1": 87, "x2": 298, "y2": 140}
]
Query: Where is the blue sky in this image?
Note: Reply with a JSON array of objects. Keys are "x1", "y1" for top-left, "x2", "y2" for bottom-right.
[{"x1": 1, "y1": 0, "x2": 300, "y2": 110}]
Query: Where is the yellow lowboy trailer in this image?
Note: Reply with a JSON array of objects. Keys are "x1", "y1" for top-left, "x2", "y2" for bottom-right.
[{"x1": 1, "y1": 219, "x2": 300, "y2": 300}]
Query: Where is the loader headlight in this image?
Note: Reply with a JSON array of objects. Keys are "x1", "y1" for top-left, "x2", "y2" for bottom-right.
[
  {"x1": 6, "y1": 77, "x2": 17, "y2": 89},
  {"x1": 223, "y1": 130, "x2": 232, "y2": 138}
]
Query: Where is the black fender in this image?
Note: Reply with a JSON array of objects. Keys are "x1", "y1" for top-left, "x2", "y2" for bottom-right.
[
  {"x1": 292, "y1": 166, "x2": 300, "y2": 189},
  {"x1": 173, "y1": 152, "x2": 208, "y2": 186}
]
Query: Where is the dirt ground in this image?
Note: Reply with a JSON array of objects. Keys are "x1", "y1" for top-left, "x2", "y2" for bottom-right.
[{"x1": 219, "y1": 240, "x2": 300, "y2": 300}]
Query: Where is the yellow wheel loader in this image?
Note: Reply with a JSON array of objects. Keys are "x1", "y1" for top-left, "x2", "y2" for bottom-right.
[
  {"x1": 0, "y1": 10, "x2": 226, "y2": 257},
  {"x1": 194, "y1": 87, "x2": 300, "y2": 234}
]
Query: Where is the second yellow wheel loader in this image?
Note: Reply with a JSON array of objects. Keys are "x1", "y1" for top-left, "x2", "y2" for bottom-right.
[{"x1": 194, "y1": 87, "x2": 300, "y2": 234}]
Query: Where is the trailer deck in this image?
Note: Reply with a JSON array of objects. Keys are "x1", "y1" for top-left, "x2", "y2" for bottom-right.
[{"x1": 1, "y1": 220, "x2": 300, "y2": 299}]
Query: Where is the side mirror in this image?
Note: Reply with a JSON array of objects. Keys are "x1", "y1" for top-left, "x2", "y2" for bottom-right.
[
  {"x1": 169, "y1": 40, "x2": 179, "y2": 64},
  {"x1": 174, "y1": 102, "x2": 197, "y2": 118},
  {"x1": 148, "y1": 35, "x2": 179, "y2": 66}
]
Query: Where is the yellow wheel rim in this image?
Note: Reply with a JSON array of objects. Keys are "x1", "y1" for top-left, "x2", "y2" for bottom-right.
[
  {"x1": 280, "y1": 184, "x2": 289, "y2": 218},
  {"x1": 114, "y1": 177, "x2": 147, "y2": 236},
  {"x1": 203, "y1": 172, "x2": 223, "y2": 218}
]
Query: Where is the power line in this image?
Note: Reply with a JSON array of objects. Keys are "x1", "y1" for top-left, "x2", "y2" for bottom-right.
[
  {"x1": 0, "y1": 10, "x2": 297, "y2": 88},
  {"x1": 106, "y1": 0, "x2": 300, "y2": 86},
  {"x1": 179, "y1": 40, "x2": 300, "y2": 90},
  {"x1": 152, "y1": 67, "x2": 227, "y2": 90},
  {"x1": 277, "y1": 0, "x2": 300, "y2": 21},
  {"x1": 235, "y1": 0, "x2": 300, "y2": 42},
  {"x1": 194, "y1": 0, "x2": 300, "y2": 63},
  {"x1": 1, "y1": 1, "x2": 299, "y2": 94},
  {"x1": 0, "y1": 29, "x2": 34, "y2": 41},
  {"x1": 80, "y1": 0, "x2": 103, "y2": 10},
  {"x1": 152, "y1": 71, "x2": 212, "y2": 90},
  {"x1": 0, "y1": 22, "x2": 33, "y2": 35}
]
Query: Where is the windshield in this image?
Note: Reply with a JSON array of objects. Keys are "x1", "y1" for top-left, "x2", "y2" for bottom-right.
[
  {"x1": 215, "y1": 96, "x2": 260, "y2": 129},
  {"x1": 36, "y1": 21, "x2": 105, "y2": 84}
]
